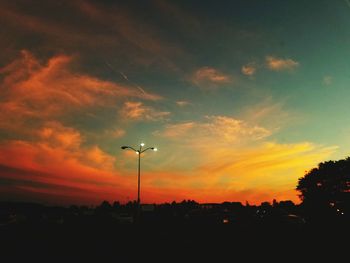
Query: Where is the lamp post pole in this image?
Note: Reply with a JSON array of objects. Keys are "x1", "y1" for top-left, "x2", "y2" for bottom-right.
[
  {"x1": 121, "y1": 143, "x2": 157, "y2": 220},
  {"x1": 137, "y1": 145, "x2": 141, "y2": 206}
]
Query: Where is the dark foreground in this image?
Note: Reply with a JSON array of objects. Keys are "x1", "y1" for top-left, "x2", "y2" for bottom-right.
[{"x1": 1, "y1": 219, "x2": 349, "y2": 262}]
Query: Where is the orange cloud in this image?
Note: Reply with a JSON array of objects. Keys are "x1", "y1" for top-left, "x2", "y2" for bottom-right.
[
  {"x1": 176, "y1": 100, "x2": 191, "y2": 107},
  {"x1": 120, "y1": 101, "x2": 170, "y2": 121},
  {"x1": 202, "y1": 116, "x2": 271, "y2": 142},
  {"x1": 241, "y1": 63, "x2": 257, "y2": 76},
  {"x1": 0, "y1": 51, "x2": 169, "y2": 205},
  {"x1": 0, "y1": 122, "x2": 135, "y2": 205},
  {"x1": 38, "y1": 121, "x2": 82, "y2": 150},
  {"x1": 266, "y1": 56, "x2": 299, "y2": 71},
  {"x1": 155, "y1": 115, "x2": 271, "y2": 143},
  {"x1": 154, "y1": 122, "x2": 195, "y2": 138},
  {"x1": 0, "y1": 51, "x2": 161, "y2": 131},
  {"x1": 111, "y1": 128, "x2": 126, "y2": 138},
  {"x1": 191, "y1": 67, "x2": 231, "y2": 89}
]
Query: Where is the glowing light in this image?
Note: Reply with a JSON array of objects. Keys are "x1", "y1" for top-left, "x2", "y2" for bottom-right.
[
  {"x1": 153, "y1": 148, "x2": 158, "y2": 152},
  {"x1": 140, "y1": 143, "x2": 145, "y2": 147},
  {"x1": 223, "y1": 218, "x2": 229, "y2": 224},
  {"x1": 136, "y1": 151, "x2": 140, "y2": 155}
]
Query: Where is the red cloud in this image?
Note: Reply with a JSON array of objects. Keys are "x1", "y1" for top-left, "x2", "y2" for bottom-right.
[{"x1": 0, "y1": 135, "x2": 133, "y2": 205}]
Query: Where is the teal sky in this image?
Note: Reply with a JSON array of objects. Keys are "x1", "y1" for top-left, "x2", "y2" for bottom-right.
[{"x1": 0, "y1": 0, "x2": 350, "y2": 205}]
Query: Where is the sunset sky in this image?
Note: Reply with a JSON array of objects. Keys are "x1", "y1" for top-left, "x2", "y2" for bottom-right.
[{"x1": 1, "y1": 0, "x2": 350, "y2": 206}]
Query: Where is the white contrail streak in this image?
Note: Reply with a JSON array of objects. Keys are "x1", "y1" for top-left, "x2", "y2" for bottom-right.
[
  {"x1": 105, "y1": 61, "x2": 147, "y2": 95},
  {"x1": 137, "y1": 86, "x2": 146, "y2": 95},
  {"x1": 119, "y1": 71, "x2": 129, "y2": 81}
]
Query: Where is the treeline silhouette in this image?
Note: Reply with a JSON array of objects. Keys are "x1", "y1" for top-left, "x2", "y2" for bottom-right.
[
  {"x1": 0, "y1": 199, "x2": 303, "y2": 227},
  {"x1": 1, "y1": 157, "x2": 350, "y2": 261}
]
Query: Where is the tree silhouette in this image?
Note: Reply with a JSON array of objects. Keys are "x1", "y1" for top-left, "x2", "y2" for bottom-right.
[{"x1": 296, "y1": 157, "x2": 350, "y2": 217}]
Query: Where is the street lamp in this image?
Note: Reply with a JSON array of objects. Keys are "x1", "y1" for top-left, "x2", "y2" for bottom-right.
[{"x1": 121, "y1": 143, "x2": 157, "y2": 216}]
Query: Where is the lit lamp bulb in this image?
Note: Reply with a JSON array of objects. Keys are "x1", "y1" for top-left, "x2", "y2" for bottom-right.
[
  {"x1": 153, "y1": 148, "x2": 158, "y2": 152},
  {"x1": 140, "y1": 143, "x2": 145, "y2": 147}
]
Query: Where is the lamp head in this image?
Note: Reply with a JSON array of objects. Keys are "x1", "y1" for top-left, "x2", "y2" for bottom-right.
[
  {"x1": 121, "y1": 146, "x2": 128, "y2": 149},
  {"x1": 153, "y1": 147, "x2": 158, "y2": 152},
  {"x1": 140, "y1": 143, "x2": 145, "y2": 147}
]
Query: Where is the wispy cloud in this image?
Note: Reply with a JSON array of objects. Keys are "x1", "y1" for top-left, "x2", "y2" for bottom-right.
[
  {"x1": 151, "y1": 114, "x2": 337, "y2": 204},
  {"x1": 0, "y1": 1, "x2": 188, "y2": 72},
  {"x1": 120, "y1": 101, "x2": 170, "y2": 121},
  {"x1": 155, "y1": 115, "x2": 271, "y2": 143},
  {"x1": 0, "y1": 51, "x2": 162, "y2": 132},
  {"x1": 154, "y1": 122, "x2": 195, "y2": 138},
  {"x1": 176, "y1": 100, "x2": 191, "y2": 107},
  {"x1": 38, "y1": 121, "x2": 83, "y2": 150},
  {"x1": 242, "y1": 56, "x2": 298, "y2": 75},
  {"x1": 266, "y1": 56, "x2": 299, "y2": 71},
  {"x1": 76, "y1": 1, "x2": 187, "y2": 71},
  {"x1": 192, "y1": 142, "x2": 337, "y2": 203},
  {"x1": 205, "y1": 115, "x2": 272, "y2": 141},
  {"x1": 241, "y1": 63, "x2": 257, "y2": 76},
  {"x1": 191, "y1": 67, "x2": 231, "y2": 89},
  {"x1": 323, "y1": 75, "x2": 332, "y2": 86},
  {"x1": 240, "y1": 99, "x2": 299, "y2": 131},
  {"x1": 110, "y1": 128, "x2": 126, "y2": 138},
  {"x1": 148, "y1": 109, "x2": 338, "y2": 204}
]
